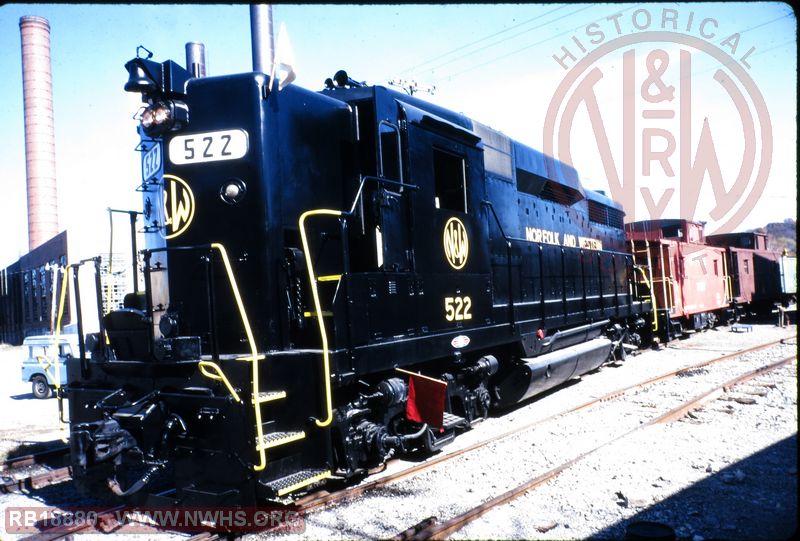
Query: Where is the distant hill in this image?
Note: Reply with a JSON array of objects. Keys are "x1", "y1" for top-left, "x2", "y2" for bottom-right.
[{"x1": 752, "y1": 218, "x2": 796, "y2": 254}]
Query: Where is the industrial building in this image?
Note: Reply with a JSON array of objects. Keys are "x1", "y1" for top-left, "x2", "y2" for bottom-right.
[{"x1": 0, "y1": 15, "x2": 137, "y2": 345}]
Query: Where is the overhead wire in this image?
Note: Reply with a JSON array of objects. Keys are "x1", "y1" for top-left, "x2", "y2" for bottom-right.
[
  {"x1": 586, "y1": 13, "x2": 796, "y2": 111},
  {"x1": 432, "y1": 5, "x2": 639, "y2": 83},
  {"x1": 432, "y1": 8, "x2": 792, "y2": 85},
  {"x1": 687, "y1": 38, "x2": 795, "y2": 81},
  {"x1": 736, "y1": 11, "x2": 794, "y2": 36},
  {"x1": 398, "y1": 5, "x2": 569, "y2": 75},
  {"x1": 417, "y1": 5, "x2": 594, "y2": 76}
]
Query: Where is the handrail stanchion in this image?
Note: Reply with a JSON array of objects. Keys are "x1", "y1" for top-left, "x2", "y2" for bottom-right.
[
  {"x1": 298, "y1": 210, "x2": 342, "y2": 428},
  {"x1": 52, "y1": 266, "x2": 70, "y2": 441},
  {"x1": 208, "y1": 243, "x2": 266, "y2": 471}
]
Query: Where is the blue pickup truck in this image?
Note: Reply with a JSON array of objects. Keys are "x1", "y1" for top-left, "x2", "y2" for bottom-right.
[{"x1": 20, "y1": 335, "x2": 77, "y2": 399}]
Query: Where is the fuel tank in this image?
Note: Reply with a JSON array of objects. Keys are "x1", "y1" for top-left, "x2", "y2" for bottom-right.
[{"x1": 494, "y1": 337, "x2": 612, "y2": 408}]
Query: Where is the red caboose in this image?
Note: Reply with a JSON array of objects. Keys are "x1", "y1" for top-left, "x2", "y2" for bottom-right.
[
  {"x1": 626, "y1": 219, "x2": 729, "y2": 340},
  {"x1": 706, "y1": 231, "x2": 786, "y2": 317}
]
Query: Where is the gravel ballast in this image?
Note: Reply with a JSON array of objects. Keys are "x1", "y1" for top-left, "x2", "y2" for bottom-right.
[
  {"x1": 0, "y1": 324, "x2": 796, "y2": 540},
  {"x1": 259, "y1": 325, "x2": 797, "y2": 541}
]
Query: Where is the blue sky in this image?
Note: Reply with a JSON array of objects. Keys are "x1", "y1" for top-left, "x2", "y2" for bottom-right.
[{"x1": 0, "y1": 3, "x2": 796, "y2": 267}]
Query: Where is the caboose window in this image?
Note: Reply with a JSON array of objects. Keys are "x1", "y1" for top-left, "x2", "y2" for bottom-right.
[{"x1": 433, "y1": 148, "x2": 467, "y2": 213}]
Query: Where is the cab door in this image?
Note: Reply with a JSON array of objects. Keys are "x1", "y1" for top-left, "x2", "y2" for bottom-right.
[
  {"x1": 399, "y1": 102, "x2": 491, "y2": 332},
  {"x1": 373, "y1": 121, "x2": 412, "y2": 272}
]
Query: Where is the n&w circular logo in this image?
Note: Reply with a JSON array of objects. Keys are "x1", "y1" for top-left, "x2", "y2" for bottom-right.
[
  {"x1": 161, "y1": 174, "x2": 196, "y2": 239},
  {"x1": 443, "y1": 217, "x2": 469, "y2": 270}
]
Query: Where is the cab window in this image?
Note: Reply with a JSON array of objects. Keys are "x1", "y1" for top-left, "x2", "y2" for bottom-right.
[{"x1": 433, "y1": 148, "x2": 466, "y2": 213}]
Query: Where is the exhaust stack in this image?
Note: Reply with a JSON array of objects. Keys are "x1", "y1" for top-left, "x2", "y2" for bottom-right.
[
  {"x1": 250, "y1": 4, "x2": 274, "y2": 73},
  {"x1": 185, "y1": 42, "x2": 207, "y2": 78},
  {"x1": 19, "y1": 16, "x2": 59, "y2": 251}
]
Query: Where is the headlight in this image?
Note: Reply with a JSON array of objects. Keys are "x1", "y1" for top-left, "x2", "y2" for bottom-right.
[
  {"x1": 137, "y1": 101, "x2": 187, "y2": 136},
  {"x1": 140, "y1": 108, "x2": 155, "y2": 128},
  {"x1": 153, "y1": 105, "x2": 171, "y2": 124}
]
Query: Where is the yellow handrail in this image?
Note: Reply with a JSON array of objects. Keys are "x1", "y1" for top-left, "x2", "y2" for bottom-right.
[
  {"x1": 652, "y1": 277, "x2": 676, "y2": 311},
  {"x1": 198, "y1": 360, "x2": 242, "y2": 403},
  {"x1": 664, "y1": 277, "x2": 675, "y2": 313},
  {"x1": 209, "y1": 243, "x2": 266, "y2": 471},
  {"x1": 35, "y1": 355, "x2": 56, "y2": 383},
  {"x1": 298, "y1": 209, "x2": 341, "y2": 428},
  {"x1": 632, "y1": 239, "x2": 659, "y2": 334},
  {"x1": 721, "y1": 253, "x2": 733, "y2": 303},
  {"x1": 52, "y1": 266, "x2": 70, "y2": 442},
  {"x1": 634, "y1": 265, "x2": 659, "y2": 333},
  {"x1": 634, "y1": 266, "x2": 653, "y2": 290},
  {"x1": 665, "y1": 277, "x2": 675, "y2": 312}
]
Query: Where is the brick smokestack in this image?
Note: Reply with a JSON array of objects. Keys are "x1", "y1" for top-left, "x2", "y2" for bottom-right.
[{"x1": 20, "y1": 16, "x2": 59, "y2": 251}]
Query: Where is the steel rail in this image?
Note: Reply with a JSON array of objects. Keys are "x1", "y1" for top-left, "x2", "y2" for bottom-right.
[
  {"x1": 9, "y1": 339, "x2": 791, "y2": 539},
  {"x1": 18, "y1": 490, "x2": 176, "y2": 541},
  {"x1": 1, "y1": 466, "x2": 72, "y2": 494},
  {"x1": 292, "y1": 337, "x2": 789, "y2": 513},
  {"x1": 3, "y1": 340, "x2": 788, "y2": 505},
  {"x1": 0, "y1": 446, "x2": 69, "y2": 472},
  {"x1": 402, "y1": 354, "x2": 797, "y2": 540},
  {"x1": 17, "y1": 503, "x2": 128, "y2": 541}
]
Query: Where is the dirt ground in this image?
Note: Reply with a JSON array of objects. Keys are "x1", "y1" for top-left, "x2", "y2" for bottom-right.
[{"x1": 0, "y1": 344, "x2": 68, "y2": 462}]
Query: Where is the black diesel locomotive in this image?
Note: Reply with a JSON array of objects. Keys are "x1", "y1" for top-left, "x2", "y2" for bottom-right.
[{"x1": 66, "y1": 48, "x2": 651, "y2": 504}]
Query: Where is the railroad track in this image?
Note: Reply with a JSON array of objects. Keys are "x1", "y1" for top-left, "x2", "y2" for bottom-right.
[
  {"x1": 0, "y1": 446, "x2": 71, "y2": 494},
  {"x1": 0, "y1": 445, "x2": 70, "y2": 472},
  {"x1": 16, "y1": 490, "x2": 178, "y2": 541},
  {"x1": 8, "y1": 337, "x2": 792, "y2": 538},
  {"x1": 289, "y1": 337, "x2": 790, "y2": 515},
  {"x1": 0, "y1": 465, "x2": 72, "y2": 494},
  {"x1": 392, "y1": 353, "x2": 797, "y2": 540}
]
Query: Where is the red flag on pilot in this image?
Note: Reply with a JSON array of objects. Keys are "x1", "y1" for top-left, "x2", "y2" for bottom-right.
[{"x1": 399, "y1": 369, "x2": 447, "y2": 430}]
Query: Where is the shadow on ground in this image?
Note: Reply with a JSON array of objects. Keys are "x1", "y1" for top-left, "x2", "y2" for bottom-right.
[
  {"x1": 590, "y1": 434, "x2": 797, "y2": 540},
  {"x1": 9, "y1": 392, "x2": 38, "y2": 400}
]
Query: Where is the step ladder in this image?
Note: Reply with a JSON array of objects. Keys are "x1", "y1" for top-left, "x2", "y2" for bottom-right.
[
  {"x1": 629, "y1": 238, "x2": 659, "y2": 333},
  {"x1": 253, "y1": 390, "x2": 287, "y2": 404},
  {"x1": 208, "y1": 243, "x2": 332, "y2": 496},
  {"x1": 260, "y1": 468, "x2": 332, "y2": 498},
  {"x1": 442, "y1": 412, "x2": 468, "y2": 430},
  {"x1": 257, "y1": 430, "x2": 306, "y2": 451}
]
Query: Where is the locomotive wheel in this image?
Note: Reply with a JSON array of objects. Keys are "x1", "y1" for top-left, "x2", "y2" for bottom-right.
[{"x1": 31, "y1": 375, "x2": 52, "y2": 399}]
